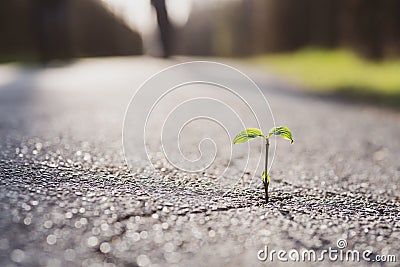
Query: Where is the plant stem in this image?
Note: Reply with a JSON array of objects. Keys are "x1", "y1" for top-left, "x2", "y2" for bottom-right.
[{"x1": 264, "y1": 139, "x2": 270, "y2": 203}]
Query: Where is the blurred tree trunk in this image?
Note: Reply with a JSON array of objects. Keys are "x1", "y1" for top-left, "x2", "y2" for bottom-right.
[
  {"x1": 380, "y1": 0, "x2": 400, "y2": 58},
  {"x1": 151, "y1": 0, "x2": 173, "y2": 58},
  {"x1": 34, "y1": 0, "x2": 71, "y2": 64},
  {"x1": 337, "y1": 0, "x2": 382, "y2": 59},
  {"x1": 308, "y1": 0, "x2": 338, "y2": 47}
]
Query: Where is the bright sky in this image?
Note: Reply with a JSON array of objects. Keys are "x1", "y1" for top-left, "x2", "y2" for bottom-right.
[{"x1": 100, "y1": 0, "x2": 193, "y2": 34}]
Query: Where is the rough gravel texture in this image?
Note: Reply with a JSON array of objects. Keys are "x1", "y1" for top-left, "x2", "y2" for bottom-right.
[{"x1": 0, "y1": 57, "x2": 399, "y2": 267}]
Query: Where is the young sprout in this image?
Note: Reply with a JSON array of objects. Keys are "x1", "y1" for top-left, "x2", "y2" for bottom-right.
[{"x1": 233, "y1": 126, "x2": 294, "y2": 203}]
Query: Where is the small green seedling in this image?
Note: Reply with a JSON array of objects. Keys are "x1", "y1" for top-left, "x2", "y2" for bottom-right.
[{"x1": 233, "y1": 126, "x2": 294, "y2": 203}]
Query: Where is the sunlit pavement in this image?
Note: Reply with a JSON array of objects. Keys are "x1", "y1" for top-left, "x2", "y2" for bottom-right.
[{"x1": 0, "y1": 57, "x2": 399, "y2": 266}]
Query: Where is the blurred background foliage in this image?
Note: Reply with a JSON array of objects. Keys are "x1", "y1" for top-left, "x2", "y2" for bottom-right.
[
  {"x1": 253, "y1": 49, "x2": 400, "y2": 107},
  {"x1": 1, "y1": 0, "x2": 399, "y2": 106},
  {"x1": 2, "y1": 0, "x2": 400, "y2": 61},
  {"x1": 0, "y1": 0, "x2": 142, "y2": 63},
  {"x1": 174, "y1": 0, "x2": 400, "y2": 107},
  {"x1": 176, "y1": 0, "x2": 400, "y2": 59}
]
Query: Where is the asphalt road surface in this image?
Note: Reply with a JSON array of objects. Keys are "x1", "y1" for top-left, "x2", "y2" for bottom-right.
[{"x1": 0, "y1": 57, "x2": 399, "y2": 267}]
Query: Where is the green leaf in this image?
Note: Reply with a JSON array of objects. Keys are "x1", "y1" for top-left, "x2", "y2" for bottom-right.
[
  {"x1": 233, "y1": 128, "x2": 265, "y2": 144},
  {"x1": 268, "y1": 126, "x2": 294, "y2": 144},
  {"x1": 262, "y1": 171, "x2": 270, "y2": 183}
]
